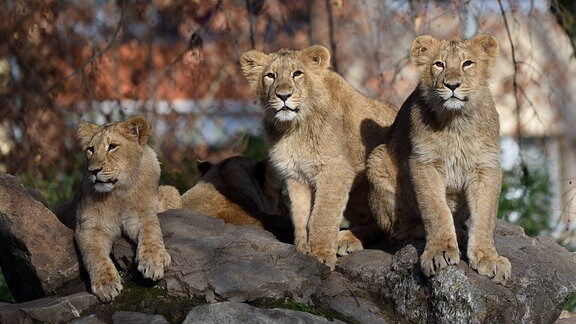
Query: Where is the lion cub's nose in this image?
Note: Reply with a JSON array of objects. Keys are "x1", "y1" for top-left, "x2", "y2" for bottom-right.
[
  {"x1": 276, "y1": 92, "x2": 292, "y2": 102},
  {"x1": 89, "y1": 167, "x2": 102, "y2": 176},
  {"x1": 443, "y1": 81, "x2": 461, "y2": 91}
]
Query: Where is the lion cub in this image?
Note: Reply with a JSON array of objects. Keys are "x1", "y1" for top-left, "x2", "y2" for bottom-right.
[
  {"x1": 76, "y1": 116, "x2": 179, "y2": 302},
  {"x1": 368, "y1": 34, "x2": 511, "y2": 284},
  {"x1": 181, "y1": 156, "x2": 294, "y2": 243},
  {"x1": 241, "y1": 45, "x2": 398, "y2": 269}
]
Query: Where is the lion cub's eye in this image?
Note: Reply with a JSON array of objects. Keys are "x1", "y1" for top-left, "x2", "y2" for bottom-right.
[
  {"x1": 265, "y1": 72, "x2": 275, "y2": 79},
  {"x1": 293, "y1": 70, "x2": 303, "y2": 78},
  {"x1": 434, "y1": 61, "x2": 444, "y2": 69},
  {"x1": 107, "y1": 143, "x2": 118, "y2": 152},
  {"x1": 462, "y1": 60, "x2": 474, "y2": 68},
  {"x1": 86, "y1": 146, "x2": 94, "y2": 155}
]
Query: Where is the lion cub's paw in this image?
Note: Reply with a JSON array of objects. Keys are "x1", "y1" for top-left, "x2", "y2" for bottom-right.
[
  {"x1": 314, "y1": 251, "x2": 337, "y2": 271},
  {"x1": 137, "y1": 246, "x2": 171, "y2": 281},
  {"x1": 295, "y1": 239, "x2": 336, "y2": 270},
  {"x1": 420, "y1": 242, "x2": 460, "y2": 277},
  {"x1": 91, "y1": 266, "x2": 123, "y2": 303},
  {"x1": 336, "y1": 230, "x2": 364, "y2": 256},
  {"x1": 469, "y1": 254, "x2": 511, "y2": 284},
  {"x1": 295, "y1": 238, "x2": 312, "y2": 255}
]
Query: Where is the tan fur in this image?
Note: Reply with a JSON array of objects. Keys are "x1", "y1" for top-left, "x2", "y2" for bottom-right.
[
  {"x1": 75, "y1": 116, "x2": 180, "y2": 302},
  {"x1": 159, "y1": 185, "x2": 183, "y2": 212},
  {"x1": 367, "y1": 35, "x2": 511, "y2": 284},
  {"x1": 241, "y1": 45, "x2": 398, "y2": 269},
  {"x1": 181, "y1": 156, "x2": 294, "y2": 243}
]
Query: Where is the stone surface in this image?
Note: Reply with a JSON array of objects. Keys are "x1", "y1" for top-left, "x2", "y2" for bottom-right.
[
  {"x1": 113, "y1": 209, "x2": 576, "y2": 323},
  {"x1": 334, "y1": 223, "x2": 576, "y2": 323},
  {"x1": 0, "y1": 292, "x2": 98, "y2": 323},
  {"x1": 114, "y1": 209, "x2": 327, "y2": 304},
  {"x1": 555, "y1": 311, "x2": 576, "y2": 324},
  {"x1": 182, "y1": 301, "x2": 345, "y2": 324},
  {"x1": 25, "y1": 187, "x2": 49, "y2": 208},
  {"x1": 319, "y1": 252, "x2": 392, "y2": 322},
  {"x1": 71, "y1": 314, "x2": 108, "y2": 324},
  {"x1": 112, "y1": 311, "x2": 169, "y2": 324},
  {"x1": 0, "y1": 174, "x2": 80, "y2": 302},
  {"x1": 1, "y1": 174, "x2": 576, "y2": 323}
]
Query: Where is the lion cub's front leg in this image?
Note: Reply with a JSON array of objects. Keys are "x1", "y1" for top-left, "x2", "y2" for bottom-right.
[
  {"x1": 76, "y1": 227, "x2": 123, "y2": 302},
  {"x1": 125, "y1": 210, "x2": 171, "y2": 281},
  {"x1": 466, "y1": 169, "x2": 511, "y2": 284},
  {"x1": 307, "y1": 172, "x2": 354, "y2": 270},
  {"x1": 412, "y1": 164, "x2": 460, "y2": 277},
  {"x1": 287, "y1": 176, "x2": 353, "y2": 269},
  {"x1": 286, "y1": 178, "x2": 312, "y2": 254}
]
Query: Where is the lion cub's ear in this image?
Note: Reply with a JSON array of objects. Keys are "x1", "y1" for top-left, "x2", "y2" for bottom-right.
[
  {"x1": 468, "y1": 34, "x2": 499, "y2": 66},
  {"x1": 77, "y1": 120, "x2": 100, "y2": 147},
  {"x1": 196, "y1": 160, "x2": 213, "y2": 176},
  {"x1": 120, "y1": 115, "x2": 151, "y2": 145},
  {"x1": 302, "y1": 45, "x2": 330, "y2": 69},
  {"x1": 240, "y1": 50, "x2": 269, "y2": 90},
  {"x1": 411, "y1": 35, "x2": 440, "y2": 67}
]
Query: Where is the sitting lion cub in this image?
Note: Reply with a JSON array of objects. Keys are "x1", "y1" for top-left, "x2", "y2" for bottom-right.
[
  {"x1": 76, "y1": 116, "x2": 180, "y2": 302},
  {"x1": 367, "y1": 34, "x2": 511, "y2": 283},
  {"x1": 241, "y1": 45, "x2": 398, "y2": 269}
]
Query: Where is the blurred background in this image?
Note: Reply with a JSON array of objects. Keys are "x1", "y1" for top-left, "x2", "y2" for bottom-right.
[{"x1": 1, "y1": 0, "x2": 576, "y2": 303}]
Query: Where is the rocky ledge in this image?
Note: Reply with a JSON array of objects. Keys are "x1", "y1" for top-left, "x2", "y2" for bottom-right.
[{"x1": 1, "y1": 174, "x2": 576, "y2": 323}]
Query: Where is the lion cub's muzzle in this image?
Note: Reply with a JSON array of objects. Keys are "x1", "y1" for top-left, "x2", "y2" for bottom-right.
[
  {"x1": 88, "y1": 167, "x2": 118, "y2": 192},
  {"x1": 275, "y1": 91, "x2": 300, "y2": 113},
  {"x1": 439, "y1": 80, "x2": 468, "y2": 110},
  {"x1": 271, "y1": 89, "x2": 300, "y2": 122}
]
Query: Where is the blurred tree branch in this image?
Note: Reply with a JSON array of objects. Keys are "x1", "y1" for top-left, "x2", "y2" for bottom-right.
[{"x1": 497, "y1": 0, "x2": 523, "y2": 150}]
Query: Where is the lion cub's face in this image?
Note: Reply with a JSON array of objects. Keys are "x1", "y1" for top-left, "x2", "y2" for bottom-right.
[
  {"x1": 240, "y1": 45, "x2": 331, "y2": 123},
  {"x1": 77, "y1": 116, "x2": 150, "y2": 193},
  {"x1": 411, "y1": 34, "x2": 499, "y2": 111},
  {"x1": 259, "y1": 58, "x2": 307, "y2": 123}
]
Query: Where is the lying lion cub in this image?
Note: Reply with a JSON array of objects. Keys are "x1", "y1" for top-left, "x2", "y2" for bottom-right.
[
  {"x1": 76, "y1": 116, "x2": 180, "y2": 302},
  {"x1": 181, "y1": 156, "x2": 294, "y2": 243},
  {"x1": 367, "y1": 34, "x2": 511, "y2": 284},
  {"x1": 241, "y1": 45, "x2": 398, "y2": 269}
]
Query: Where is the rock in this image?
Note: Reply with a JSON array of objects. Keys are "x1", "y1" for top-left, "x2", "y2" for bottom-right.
[
  {"x1": 0, "y1": 174, "x2": 80, "y2": 302},
  {"x1": 322, "y1": 251, "x2": 393, "y2": 323},
  {"x1": 1, "y1": 177, "x2": 575, "y2": 323},
  {"x1": 70, "y1": 314, "x2": 108, "y2": 324},
  {"x1": 556, "y1": 310, "x2": 576, "y2": 324},
  {"x1": 496, "y1": 234, "x2": 576, "y2": 323},
  {"x1": 0, "y1": 292, "x2": 98, "y2": 323},
  {"x1": 382, "y1": 245, "x2": 429, "y2": 322},
  {"x1": 315, "y1": 270, "x2": 390, "y2": 323},
  {"x1": 0, "y1": 292, "x2": 169, "y2": 324},
  {"x1": 428, "y1": 267, "x2": 487, "y2": 323},
  {"x1": 114, "y1": 209, "x2": 327, "y2": 304},
  {"x1": 333, "y1": 224, "x2": 576, "y2": 323},
  {"x1": 496, "y1": 219, "x2": 526, "y2": 237},
  {"x1": 25, "y1": 187, "x2": 49, "y2": 208},
  {"x1": 71, "y1": 314, "x2": 107, "y2": 324},
  {"x1": 112, "y1": 311, "x2": 169, "y2": 324},
  {"x1": 325, "y1": 295, "x2": 389, "y2": 324},
  {"x1": 182, "y1": 301, "x2": 345, "y2": 324}
]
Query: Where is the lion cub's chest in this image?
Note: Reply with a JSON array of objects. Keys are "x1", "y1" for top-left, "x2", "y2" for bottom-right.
[
  {"x1": 413, "y1": 129, "x2": 482, "y2": 191},
  {"x1": 80, "y1": 183, "x2": 156, "y2": 235},
  {"x1": 269, "y1": 137, "x2": 323, "y2": 185}
]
